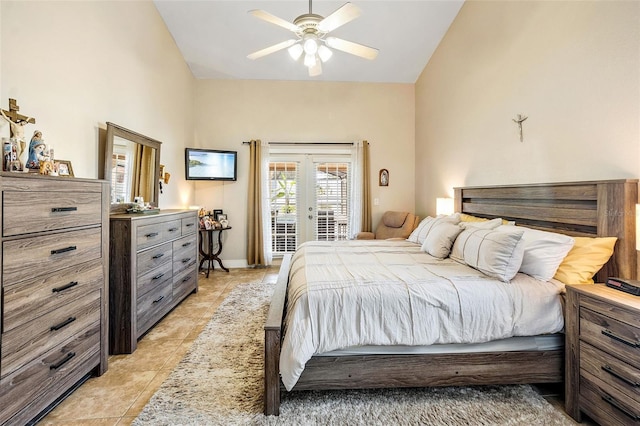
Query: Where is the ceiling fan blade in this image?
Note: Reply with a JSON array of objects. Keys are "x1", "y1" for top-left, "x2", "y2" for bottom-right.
[
  {"x1": 318, "y1": 2, "x2": 362, "y2": 32},
  {"x1": 309, "y1": 60, "x2": 322, "y2": 77},
  {"x1": 248, "y1": 9, "x2": 300, "y2": 33},
  {"x1": 247, "y1": 39, "x2": 297, "y2": 60},
  {"x1": 325, "y1": 37, "x2": 378, "y2": 60}
]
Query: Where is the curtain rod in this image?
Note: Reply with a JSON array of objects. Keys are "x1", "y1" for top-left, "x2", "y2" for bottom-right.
[{"x1": 242, "y1": 141, "x2": 355, "y2": 146}]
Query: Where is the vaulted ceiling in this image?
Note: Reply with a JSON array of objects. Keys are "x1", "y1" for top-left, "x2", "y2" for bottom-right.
[{"x1": 154, "y1": 1, "x2": 464, "y2": 83}]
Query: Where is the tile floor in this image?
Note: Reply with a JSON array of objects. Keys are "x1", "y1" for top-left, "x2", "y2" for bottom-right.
[
  {"x1": 41, "y1": 267, "x2": 276, "y2": 425},
  {"x1": 39, "y1": 266, "x2": 587, "y2": 425}
]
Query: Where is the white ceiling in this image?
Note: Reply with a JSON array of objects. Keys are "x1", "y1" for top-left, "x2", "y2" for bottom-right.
[{"x1": 153, "y1": 1, "x2": 464, "y2": 83}]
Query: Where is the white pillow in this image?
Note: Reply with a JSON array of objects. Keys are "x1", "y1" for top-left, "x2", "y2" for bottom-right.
[
  {"x1": 497, "y1": 225, "x2": 575, "y2": 281},
  {"x1": 459, "y1": 217, "x2": 504, "y2": 230},
  {"x1": 451, "y1": 226, "x2": 525, "y2": 282},
  {"x1": 420, "y1": 221, "x2": 463, "y2": 259},
  {"x1": 407, "y1": 215, "x2": 460, "y2": 245}
]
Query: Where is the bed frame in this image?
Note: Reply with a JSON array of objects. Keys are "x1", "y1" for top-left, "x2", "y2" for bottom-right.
[{"x1": 264, "y1": 179, "x2": 638, "y2": 415}]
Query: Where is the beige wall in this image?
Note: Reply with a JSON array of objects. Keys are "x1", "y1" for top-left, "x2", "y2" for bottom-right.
[
  {"x1": 0, "y1": 0, "x2": 194, "y2": 208},
  {"x1": 415, "y1": 0, "x2": 640, "y2": 217},
  {"x1": 193, "y1": 79, "x2": 415, "y2": 265}
]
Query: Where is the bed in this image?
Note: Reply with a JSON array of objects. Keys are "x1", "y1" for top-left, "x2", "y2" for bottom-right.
[{"x1": 264, "y1": 179, "x2": 638, "y2": 415}]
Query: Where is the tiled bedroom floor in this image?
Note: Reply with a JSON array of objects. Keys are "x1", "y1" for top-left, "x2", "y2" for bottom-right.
[
  {"x1": 41, "y1": 267, "x2": 276, "y2": 425},
  {"x1": 39, "y1": 266, "x2": 587, "y2": 425}
]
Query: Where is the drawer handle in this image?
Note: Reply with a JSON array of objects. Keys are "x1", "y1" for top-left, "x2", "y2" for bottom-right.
[
  {"x1": 182, "y1": 276, "x2": 191, "y2": 283},
  {"x1": 186, "y1": 223, "x2": 195, "y2": 227},
  {"x1": 152, "y1": 273, "x2": 165, "y2": 280},
  {"x1": 153, "y1": 295, "x2": 165, "y2": 304},
  {"x1": 168, "y1": 227, "x2": 179, "y2": 232},
  {"x1": 50, "y1": 352, "x2": 76, "y2": 370},
  {"x1": 145, "y1": 232, "x2": 159, "y2": 238},
  {"x1": 51, "y1": 316, "x2": 76, "y2": 331},
  {"x1": 152, "y1": 253, "x2": 165, "y2": 259},
  {"x1": 602, "y1": 329, "x2": 640, "y2": 348},
  {"x1": 602, "y1": 393, "x2": 640, "y2": 421},
  {"x1": 602, "y1": 365, "x2": 640, "y2": 387},
  {"x1": 51, "y1": 246, "x2": 77, "y2": 255},
  {"x1": 51, "y1": 207, "x2": 78, "y2": 213},
  {"x1": 182, "y1": 258, "x2": 192, "y2": 264},
  {"x1": 52, "y1": 281, "x2": 79, "y2": 293},
  {"x1": 182, "y1": 242, "x2": 192, "y2": 247}
]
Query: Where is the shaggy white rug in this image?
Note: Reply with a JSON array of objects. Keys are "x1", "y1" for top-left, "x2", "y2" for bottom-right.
[{"x1": 134, "y1": 279, "x2": 575, "y2": 425}]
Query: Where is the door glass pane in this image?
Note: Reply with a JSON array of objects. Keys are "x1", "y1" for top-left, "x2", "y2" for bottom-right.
[
  {"x1": 269, "y1": 162, "x2": 298, "y2": 255},
  {"x1": 315, "y1": 162, "x2": 349, "y2": 241}
]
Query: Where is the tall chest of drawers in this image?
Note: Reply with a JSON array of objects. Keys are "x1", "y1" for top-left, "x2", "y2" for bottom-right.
[
  {"x1": 0, "y1": 173, "x2": 109, "y2": 425},
  {"x1": 109, "y1": 209, "x2": 198, "y2": 354},
  {"x1": 565, "y1": 284, "x2": 640, "y2": 425}
]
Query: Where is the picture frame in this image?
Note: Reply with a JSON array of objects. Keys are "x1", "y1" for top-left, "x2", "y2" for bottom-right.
[
  {"x1": 379, "y1": 168, "x2": 389, "y2": 186},
  {"x1": 217, "y1": 213, "x2": 227, "y2": 222},
  {"x1": 56, "y1": 160, "x2": 74, "y2": 177},
  {"x1": 213, "y1": 209, "x2": 223, "y2": 219}
]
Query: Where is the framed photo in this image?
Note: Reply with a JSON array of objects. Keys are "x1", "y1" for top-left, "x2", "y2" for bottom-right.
[
  {"x1": 56, "y1": 160, "x2": 74, "y2": 177},
  {"x1": 379, "y1": 169, "x2": 389, "y2": 186},
  {"x1": 213, "y1": 209, "x2": 223, "y2": 219},
  {"x1": 217, "y1": 213, "x2": 227, "y2": 222}
]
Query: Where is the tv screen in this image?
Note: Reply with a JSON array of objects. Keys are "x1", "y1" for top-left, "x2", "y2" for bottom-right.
[{"x1": 185, "y1": 148, "x2": 237, "y2": 181}]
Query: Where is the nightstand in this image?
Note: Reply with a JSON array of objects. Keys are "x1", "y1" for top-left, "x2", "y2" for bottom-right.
[{"x1": 565, "y1": 284, "x2": 640, "y2": 425}]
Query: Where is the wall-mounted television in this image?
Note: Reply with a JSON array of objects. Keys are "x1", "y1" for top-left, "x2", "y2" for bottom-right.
[{"x1": 185, "y1": 148, "x2": 237, "y2": 181}]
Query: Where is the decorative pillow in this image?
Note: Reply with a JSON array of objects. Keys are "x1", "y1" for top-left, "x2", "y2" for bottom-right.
[
  {"x1": 451, "y1": 227, "x2": 526, "y2": 282},
  {"x1": 553, "y1": 237, "x2": 617, "y2": 284},
  {"x1": 497, "y1": 225, "x2": 575, "y2": 282},
  {"x1": 407, "y1": 215, "x2": 459, "y2": 245},
  {"x1": 459, "y1": 217, "x2": 504, "y2": 230},
  {"x1": 459, "y1": 213, "x2": 514, "y2": 226},
  {"x1": 420, "y1": 221, "x2": 463, "y2": 259}
]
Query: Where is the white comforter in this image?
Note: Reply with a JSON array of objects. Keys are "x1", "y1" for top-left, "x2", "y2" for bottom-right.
[{"x1": 279, "y1": 240, "x2": 565, "y2": 391}]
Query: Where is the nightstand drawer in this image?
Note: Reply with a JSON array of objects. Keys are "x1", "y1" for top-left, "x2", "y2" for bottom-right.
[
  {"x1": 580, "y1": 307, "x2": 640, "y2": 370},
  {"x1": 580, "y1": 375, "x2": 640, "y2": 426},
  {"x1": 580, "y1": 341, "x2": 640, "y2": 404}
]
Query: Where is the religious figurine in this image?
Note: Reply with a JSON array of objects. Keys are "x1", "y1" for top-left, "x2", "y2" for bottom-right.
[{"x1": 27, "y1": 130, "x2": 47, "y2": 169}]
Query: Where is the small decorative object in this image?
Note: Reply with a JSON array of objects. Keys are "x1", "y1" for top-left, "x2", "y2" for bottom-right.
[
  {"x1": 379, "y1": 169, "x2": 389, "y2": 186},
  {"x1": 39, "y1": 160, "x2": 55, "y2": 175},
  {"x1": 27, "y1": 130, "x2": 47, "y2": 170},
  {"x1": 512, "y1": 114, "x2": 528, "y2": 142},
  {"x1": 218, "y1": 214, "x2": 229, "y2": 228},
  {"x1": 55, "y1": 160, "x2": 74, "y2": 177},
  {"x1": 213, "y1": 209, "x2": 223, "y2": 220},
  {"x1": 0, "y1": 98, "x2": 35, "y2": 144}
]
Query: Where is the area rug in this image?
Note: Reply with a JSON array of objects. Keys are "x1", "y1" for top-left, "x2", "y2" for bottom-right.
[{"x1": 134, "y1": 279, "x2": 575, "y2": 425}]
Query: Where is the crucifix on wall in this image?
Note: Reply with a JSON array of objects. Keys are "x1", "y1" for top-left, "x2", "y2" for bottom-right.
[
  {"x1": 0, "y1": 98, "x2": 36, "y2": 141},
  {"x1": 512, "y1": 114, "x2": 528, "y2": 142}
]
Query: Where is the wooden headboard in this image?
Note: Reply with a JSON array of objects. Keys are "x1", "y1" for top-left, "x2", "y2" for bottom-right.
[{"x1": 454, "y1": 179, "x2": 638, "y2": 282}]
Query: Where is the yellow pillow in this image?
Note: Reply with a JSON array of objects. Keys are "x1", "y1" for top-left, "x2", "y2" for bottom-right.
[
  {"x1": 459, "y1": 213, "x2": 489, "y2": 222},
  {"x1": 553, "y1": 237, "x2": 617, "y2": 284},
  {"x1": 458, "y1": 213, "x2": 512, "y2": 225}
]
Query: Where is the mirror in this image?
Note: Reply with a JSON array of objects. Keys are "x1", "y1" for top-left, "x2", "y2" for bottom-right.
[{"x1": 104, "y1": 122, "x2": 161, "y2": 208}]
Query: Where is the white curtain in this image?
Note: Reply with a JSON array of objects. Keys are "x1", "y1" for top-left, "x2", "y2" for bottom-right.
[
  {"x1": 348, "y1": 141, "x2": 365, "y2": 238},
  {"x1": 260, "y1": 141, "x2": 273, "y2": 264}
]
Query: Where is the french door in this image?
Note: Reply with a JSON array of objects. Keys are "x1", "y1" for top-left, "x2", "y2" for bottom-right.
[{"x1": 269, "y1": 152, "x2": 352, "y2": 255}]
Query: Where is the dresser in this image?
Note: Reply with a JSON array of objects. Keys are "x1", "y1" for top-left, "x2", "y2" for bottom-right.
[
  {"x1": 109, "y1": 209, "x2": 198, "y2": 354},
  {"x1": 0, "y1": 173, "x2": 109, "y2": 425},
  {"x1": 565, "y1": 284, "x2": 640, "y2": 425}
]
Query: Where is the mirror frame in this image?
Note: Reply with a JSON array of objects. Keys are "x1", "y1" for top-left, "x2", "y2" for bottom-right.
[{"x1": 105, "y1": 122, "x2": 162, "y2": 208}]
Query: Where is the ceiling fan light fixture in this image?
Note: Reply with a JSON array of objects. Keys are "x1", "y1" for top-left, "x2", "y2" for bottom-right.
[
  {"x1": 303, "y1": 53, "x2": 317, "y2": 67},
  {"x1": 318, "y1": 45, "x2": 333, "y2": 62},
  {"x1": 288, "y1": 43, "x2": 304, "y2": 61},
  {"x1": 303, "y1": 36, "x2": 318, "y2": 55}
]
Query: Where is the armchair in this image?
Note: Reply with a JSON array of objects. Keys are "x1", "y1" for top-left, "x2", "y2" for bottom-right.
[{"x1": 356, "y1": 211, "x2": 419, "y2": 240}]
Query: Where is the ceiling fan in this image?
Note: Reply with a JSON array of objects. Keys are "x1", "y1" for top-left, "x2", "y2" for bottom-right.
[{"x1": 247, "y1": 1, "x2": 379, "y2": 77}]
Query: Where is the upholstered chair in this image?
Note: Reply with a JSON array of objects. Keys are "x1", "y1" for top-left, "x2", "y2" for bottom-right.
[{"x1": 356, "y1": 211, "x2": 420, "y2": 240}]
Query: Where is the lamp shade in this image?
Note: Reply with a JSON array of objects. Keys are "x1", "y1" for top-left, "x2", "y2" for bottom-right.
[{"x1": 436, "y1": 197, "x2": 454, "y2": 216}]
